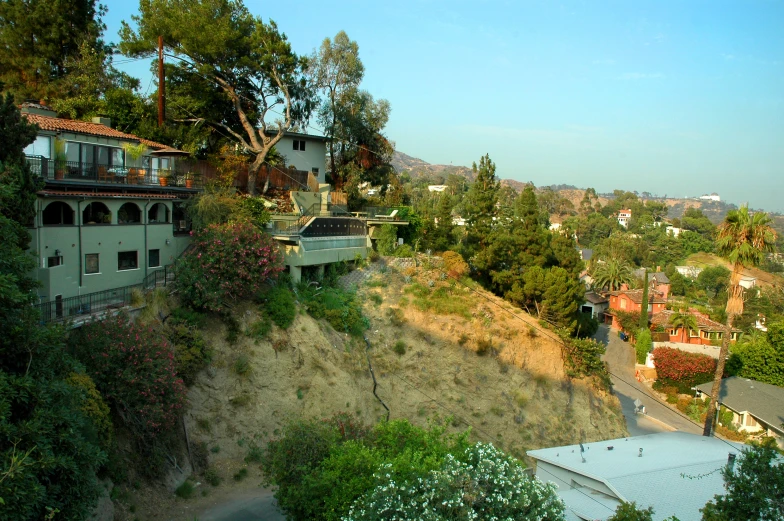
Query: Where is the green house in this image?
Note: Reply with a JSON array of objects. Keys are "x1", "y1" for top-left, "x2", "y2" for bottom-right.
[{"x1": 21, "y1": 103, "x2": 198, "y2": 319}]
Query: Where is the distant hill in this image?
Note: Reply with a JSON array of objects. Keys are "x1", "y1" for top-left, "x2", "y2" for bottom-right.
[{"x1": 391, "y1": 151, "x2": 475, "y2": 181}]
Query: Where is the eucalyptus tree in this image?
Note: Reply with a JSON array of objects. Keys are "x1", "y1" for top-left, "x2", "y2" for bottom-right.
[
  {"x1": 310, "y1": 31, "x2": 364, "y2": 177},
  {"x1": 703, "y1": 205, "x2": 777, "y2": 436},
  {"x1": 120, "y1": 0, "x2": 314, "y2": 194}
]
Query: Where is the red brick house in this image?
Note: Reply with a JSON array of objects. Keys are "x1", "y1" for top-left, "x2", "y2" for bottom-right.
[{"x1": 650, "y1": 309, "x2": 741, "y2": 345}]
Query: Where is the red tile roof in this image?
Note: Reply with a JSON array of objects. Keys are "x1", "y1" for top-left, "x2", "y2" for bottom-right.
[
  {"x1": 22, "y1": 113, "x2": 171, "y2": 150},
  {"x1": 38, "y1": 190, "x2": 179, "y2": 200},
  {"x1": 651, "y1": 309, "x2": 740, "y2": 332}
]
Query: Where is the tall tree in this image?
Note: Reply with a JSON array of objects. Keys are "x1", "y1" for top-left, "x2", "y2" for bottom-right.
[
  {"x1": 0, "y1": 0, "x2": 106, "y2": 101},
  {"x1": 120, "y1": 0, "x2": 314, "y2": 194},
  {"x1": 703, "y1": 206, "x2": 777, "y2": 436},
  {"x1": 310, "y1": 31, "x2": 364, "y2": 177},
  {"x1": 462, "y1": 154, "x2": 499, "y2": 259},
  {"x1": 639, "y1": 270, "x2": 649, "y2": 329}
]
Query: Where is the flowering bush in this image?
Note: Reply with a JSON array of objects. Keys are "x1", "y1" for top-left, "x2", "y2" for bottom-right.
[
  {"x1": 652, "y1": 346, "x2": 717, "y2": 393},
  {"x1": 343, "y1": 442, "x2": 565, "y2": 521},
  {"x1": 75, "y1": 313, "x2": 187, "y2": 442},
  {"x1": 176, "y1": 221, "x2": 284, "y2": 312}
]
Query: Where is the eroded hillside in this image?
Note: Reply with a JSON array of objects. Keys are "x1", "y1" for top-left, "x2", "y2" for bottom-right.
[{"x1": 127, "y1": 259, "x2": 627, "y2": 519}]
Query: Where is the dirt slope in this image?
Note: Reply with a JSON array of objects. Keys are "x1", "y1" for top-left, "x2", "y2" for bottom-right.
[{"x1": 125, "y1": 260, "x2": 627, "y2": 519}]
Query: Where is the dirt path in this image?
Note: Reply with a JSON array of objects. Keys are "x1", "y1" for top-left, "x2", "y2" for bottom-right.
[{"x1": 596, "y1": 325, "x2": 702, "y2": 436}]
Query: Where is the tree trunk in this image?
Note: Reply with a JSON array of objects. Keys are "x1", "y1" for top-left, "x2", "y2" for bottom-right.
[
  {"x1": 703, "y1": 267, "x2": 742, "y2": 436},
  {"x1": 247, "y1": 153, "x2": 267, "y2": 196},
  {"x1": 703, "y1": 314, "x2": 733, "y2": 436}
]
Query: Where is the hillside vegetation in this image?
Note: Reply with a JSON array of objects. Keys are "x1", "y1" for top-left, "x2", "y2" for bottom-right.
[{"x1": 127, "y1": 259, "x2": 626, "y2": 520}]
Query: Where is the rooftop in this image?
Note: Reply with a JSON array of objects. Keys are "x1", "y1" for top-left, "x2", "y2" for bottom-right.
[
  {"x1": 609, "y1": 288, "x2": 667, "y2": 304},
  {"x1": 529, "y1": 431, "x2": 745, "y2": 521},
  {"x1": 696, "y1": 377, "x2": 784, "y2": 432},
  {"x1": 650, "y1": 309, "x2": 737, "y2": 332},
  {"x1": 22, "y1": 112, "x2": 170, "y2": 149}
]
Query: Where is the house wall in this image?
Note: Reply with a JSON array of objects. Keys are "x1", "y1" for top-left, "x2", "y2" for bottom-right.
[
  {"x1": 278, "y1": 236, "x2": 370, "y2": 282},
  {"x1": 276, "y1": 135, "x2": 327, "y2": 183},
  {"x1": 582, "y1": 301, "x2": 608, "y2": 319},
  {"x1": 29, "y1": 197, "x2": 190, "y2": 301}
]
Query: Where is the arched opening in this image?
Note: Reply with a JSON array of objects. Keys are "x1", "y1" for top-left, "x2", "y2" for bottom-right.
[
  {"x1": 148, "y1": 202, "x2": 170, "y2": 223},
  {"x1": 42, "y1": 201, "x2": 75, "y2": 225},
  {"x1": 83, "y1": 202, "x2": 111, "y2": 224},
  {"x1": 118, "y1": 202, "x2": 141, "y2": 224}
]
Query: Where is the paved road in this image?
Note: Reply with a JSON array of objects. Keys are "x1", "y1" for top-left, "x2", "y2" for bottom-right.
[
  {"x1": 595, "y1": 325, "x2": 702, "y2": 436},
  {"x1": 192, "y1": 487, "x2": 284, "y2": 521}
]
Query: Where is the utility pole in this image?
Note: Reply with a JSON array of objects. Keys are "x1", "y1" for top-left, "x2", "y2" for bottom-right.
[{"x1": 158, "y1": 35, "x2": 165, "y2": 127}]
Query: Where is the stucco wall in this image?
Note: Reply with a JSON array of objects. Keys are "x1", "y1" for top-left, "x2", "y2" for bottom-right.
[{"x1": 276, "y1": 135, "x2": 327, "y2": 182}]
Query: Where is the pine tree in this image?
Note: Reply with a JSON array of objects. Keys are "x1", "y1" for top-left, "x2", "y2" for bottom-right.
[
  {"x1": 462, "y1": 154, "x2": 499, "y2": 258},
  {"x1": 639, "y1": 270, "x2": 649, "y2": 330}
]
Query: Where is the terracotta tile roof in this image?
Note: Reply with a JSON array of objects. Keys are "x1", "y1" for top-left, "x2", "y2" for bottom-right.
[
  {"x1": 650, "y1": 309, "x2": 740, "y2": 332},
  {"x1": 38, "y1": 189, "x2": 179, "y2": 200},
  {"x1": 609, "y1": 288, "x2": 667, "y2": 304},
  {"x1": 22, "y1": 113, "x2": 171, "y2": 150}
]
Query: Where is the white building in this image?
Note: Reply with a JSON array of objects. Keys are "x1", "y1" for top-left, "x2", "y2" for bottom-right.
[
  {"x1": 675, "y1": 265, "x2": 703, "y2": 278},
  {"x1": 528, "y1": 432, "x2": 744, "y2": 521},
  {"x1": 699, "y1": 193, "x2": 720, "y2": 202},
  {"x1": 617, "y1": 209, "x2": 631, "y2": 228},
  {"x1": 665, "y1": 225, "x2": 683, "y2": 237},
  {"x1": 265, "y1": 130, "x2": 328, "y2": 183},
  {"x1": 428, "y1": 185, "x2": 448, "y2": 192}
]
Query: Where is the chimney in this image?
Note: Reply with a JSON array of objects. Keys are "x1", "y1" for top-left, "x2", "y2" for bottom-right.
[{"x1": 91, "y1": 116, "x2": 112, "y2": 128}]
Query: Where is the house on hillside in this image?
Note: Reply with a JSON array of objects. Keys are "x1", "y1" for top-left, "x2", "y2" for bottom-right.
[
  {"x1": 739, "y1": 276, "x2": 757, "y2": 290},
  {"x1": 665, "y1": 225, "x2": 683, "y2": 237},
  {"x1": 699, "y1": 193, "x2": 720, "y2": 202},
  {"x1": 264, "y1": 130, "x2": 328, "y2": 183},
  {"x1": 650, "y1": 309, "x2": 740, "y2": 346},
  {"x1": 617, "y1": 208, "x2": 632, "y2": 228},
  {"x1": 428, "y1": 185, "x2": 448, "y2": 192},
  {"x1": 605, "y1": 285, "x2": 668, "y2": 329},
  {"x1": 633, "y1": 269, "x2": 670, "y2": 295},
  {"x1": 527, "y1": 431, "x2": 744, "y2": 521},
  {"x1": 696, "y1": 377, "x2": 784, "y2": 448},
  {"x1": 581, "y1": 291, "x2": 608, "y2": 319},
  {"x1": 21, "y1": 103, "x2": 198, "y2": 320}
]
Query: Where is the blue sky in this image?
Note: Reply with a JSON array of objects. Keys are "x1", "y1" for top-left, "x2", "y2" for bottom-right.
[{"x1": 104, "y1": 1, "x2": 784, "y2": 212}]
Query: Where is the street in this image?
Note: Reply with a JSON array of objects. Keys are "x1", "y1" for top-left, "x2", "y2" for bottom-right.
[{"x1": 595, "y1": 325, "x2": 702, "y2": 436}]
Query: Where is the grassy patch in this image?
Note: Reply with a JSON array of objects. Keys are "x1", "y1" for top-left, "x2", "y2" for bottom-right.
[
  {"x1": 369, "y1": 293, "x2": 383, "y2": 305},
  {"x1": 175, "y1": 480, "x2": 195, "y2": 499},
  {"x1": 404, "y1": 283, "x2": 472, "y2": 319},
  {"x1": 299, "y1": 282, "x2": 369, "y2": 336},
  {"x1": 258, "y1": 285, "x2": 297, "y2": 329},
  {"x1": 233, "y1": 354, "x2": 251, "y2": 376},
  {"x1": 233, "y1": 467, "x2": 249, "y2": 481},
  {"x1": 203, "y1": 467, "x2": 221, "y2": 487},
  {"x1": 246, "y1": 316, "x2": 272, "y2": 343}
]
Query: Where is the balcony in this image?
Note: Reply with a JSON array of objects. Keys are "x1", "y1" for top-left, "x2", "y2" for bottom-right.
[{"x1": 26, "y1": 156, "x2": 203, "y2": 189}]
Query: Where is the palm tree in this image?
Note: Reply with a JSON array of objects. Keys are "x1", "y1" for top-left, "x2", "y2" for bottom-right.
[
  {"x1": 703, "y1": 205, "x2": 777, "y2": 436},
  {"x1": 669, "y1": 308, "x2": 698, "y2": 343},
  {"x1": 591, "y1": 258, "x2": 634, "y2": 292}
]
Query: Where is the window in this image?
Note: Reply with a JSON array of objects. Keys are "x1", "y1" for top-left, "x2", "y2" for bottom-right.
[
  {"x1": 689, "y1": 328, "x2": 700, "y2": 338},
  {"x1": 148, "y1": 203, "x2": 170, "y2": 223},
  {"x1": 670, "y1": 329, "x2": 677, "y2": 336},
  {"x1": 620, "y1": 299, "x2": 627, "y2": 309},
  {"x1": 23, "y1": 135, "x2": 51, "y2": 158},
  {"x1": 118, "y1": 251, "x2": 138, "y2": 271},
  {"x1": 42, "y1": 201, "x2": 74, "y2": 225},
  {"x1": 312, "y1": 167, "x2": 319, "y2": 174},
  {"x1": 47, "y1": 255, "x2": 63, "y2": 268},
  {"x1": 293, "y1": 140, "x2": 306, "y2": 151},
  {"x1": 149, "y1": 249, "x2": 160, "y2": 268},
  {"x1": 85, "y1": 254, "x2": 99, "y2": 274},
  {"x1": 118, "y1": 203, "x2": 141, "y2": 224}
]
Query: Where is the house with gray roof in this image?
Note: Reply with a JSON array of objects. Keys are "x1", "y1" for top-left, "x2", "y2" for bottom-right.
[
  {"x1": 696, "y1": 377, "x2": 784, "y2": 447},
  {"x1": 527, "y1": 431, "x2": 744, "y2": 521}
]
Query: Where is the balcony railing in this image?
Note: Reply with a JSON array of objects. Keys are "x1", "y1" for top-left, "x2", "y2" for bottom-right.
[{"x1": 26, "y1": 156, "x2": 203, "y2": 189}]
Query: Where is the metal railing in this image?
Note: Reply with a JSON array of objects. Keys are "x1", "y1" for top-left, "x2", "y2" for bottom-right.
[
  {"x1": 26, "y1": 156, "x2": 203, "y2": 189},
  {"x1": 35, "y1": 264, "x2": 177, "y2": 324},
  {"x1": 270, "y1": 203, "x2": 356, "y2": 236}
]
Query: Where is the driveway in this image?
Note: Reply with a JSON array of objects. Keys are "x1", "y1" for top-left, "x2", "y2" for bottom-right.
[
  {"x1": 595, "y1": 325, "x2": 702, "y2": 436},
  {"x1": 190, "y1": 487, "x2": 284, "y2": 521}
]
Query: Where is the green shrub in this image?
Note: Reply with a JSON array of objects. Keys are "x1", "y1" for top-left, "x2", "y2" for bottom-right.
[
  {"x1": 394, "y1": 244, "x2": 414, "y2": 257},
  {"x1": 300, "y1": 284, "x2": 368, "y2": 336},
  {"x1": 392, "y1": 341, "x2": 406, "y2": 355},
  {"x1": 260, "y1": 285, "x2": 297, "y2": 329},
  {"x1": 635, "y1": 329, "x2": 652, "y2": 365},
  {"x1": 233, "y1": 355, "x2": 251, "y2": 376},
  {"x1": 175, "y1": 480, "x2": 195, "y2": 499},
  {"x1": 223, "y1": 313, "x2": 241, "y2": 344},
  {"x1": 246, "y1": 316, "x2": 272, "y2": 343},
  {"x1": 386, "y1": 307, "x2": 406, "y2": 326},
  {"x1": 233, "y1": 468, "x2": 248, "y2": 481},
  {"x1": 175, "y1": 221, "x2": 283, "y2": 312},
  {"x1": 168, "y1": 307, "x2": 207, "y2": 329},
  {"x1": 203, "y1": 467, "x2": 221, "y2": 487},
  {"x1": 65, "y1": 372, "x2": 114, "y2": 450},
  {"x1": 168, "y1": 324, "x2": 212, "y2": 385},
  {"x1": 375, "y1": 224, "x2": 398, "y2": 255},
  {"x1": 369, "y1": 293, "x2": 383, "y2": 305}
]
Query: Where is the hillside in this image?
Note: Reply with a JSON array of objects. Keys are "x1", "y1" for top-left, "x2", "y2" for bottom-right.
[
  {"x1": 684, "y1": 253, "x2": 784, "y2": 288},
  {"x1": 392, "y1": 151, "x2": 475, "y2": 181},
  {"x1": 127, "y1": 259, "x2": 627, "y2": 520}
]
